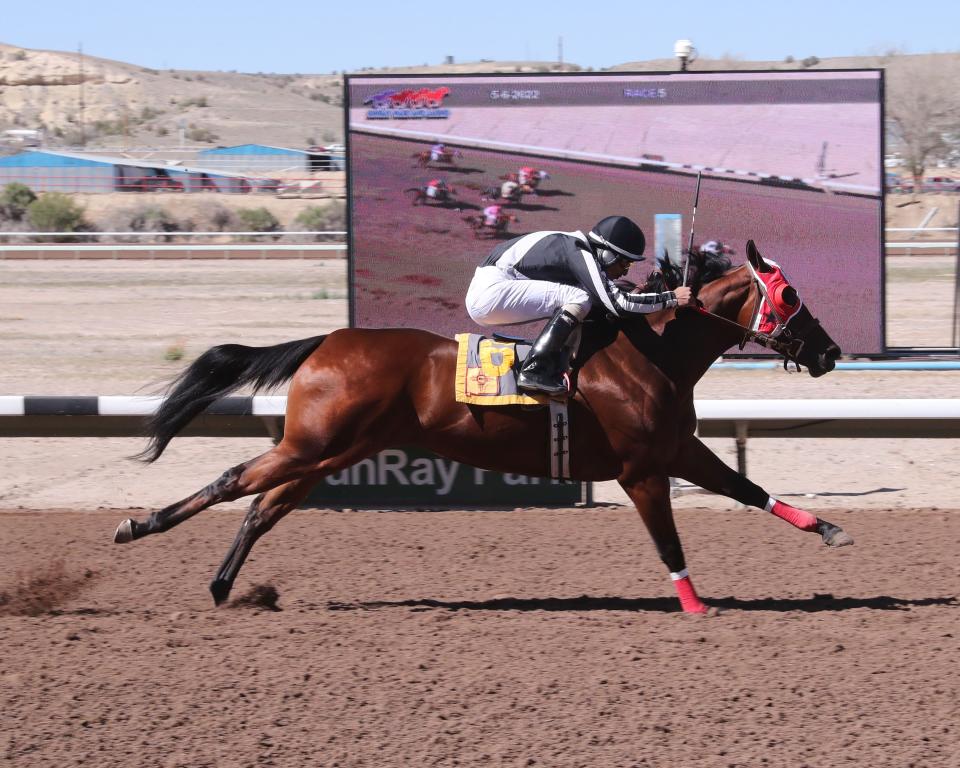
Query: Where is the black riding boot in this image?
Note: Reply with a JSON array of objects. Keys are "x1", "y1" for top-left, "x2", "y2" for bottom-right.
[{"x1": 517, "y1": 308, "x2": 579, "y2": 396}]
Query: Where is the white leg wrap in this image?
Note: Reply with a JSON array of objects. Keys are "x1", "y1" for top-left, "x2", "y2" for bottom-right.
[{"x1": 669, "y1": 568, "x2": 690, "y2": 581}]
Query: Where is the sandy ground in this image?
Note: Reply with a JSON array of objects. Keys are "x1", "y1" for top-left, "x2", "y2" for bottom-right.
[{"x1": 1, "y1": 257, "x2": 959, "y2": 767}]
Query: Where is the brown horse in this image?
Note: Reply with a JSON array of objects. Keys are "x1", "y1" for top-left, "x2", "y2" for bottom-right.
[
  {"x1": 413, "y1": 149, "x2": 463, "y2": 168},
  {"x1": 462, "y1": 212, "x2": 520, "y2": 239},
  {"x1": 114, "y1": 241, "x2": 849, "y2": 612},
  {"x1": 404, "y1": 185, "x2": 459, "y2": 207}
]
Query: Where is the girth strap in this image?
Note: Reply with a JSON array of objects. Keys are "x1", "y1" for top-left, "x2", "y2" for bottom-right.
[{"x1": 548, "y1": 400, "x2": 571, "y2": 482}]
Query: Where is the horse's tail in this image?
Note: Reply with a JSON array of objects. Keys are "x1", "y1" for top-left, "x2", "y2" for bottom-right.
[{"x1": 138, "y1": 335, "x2": 327, "y2": 463}]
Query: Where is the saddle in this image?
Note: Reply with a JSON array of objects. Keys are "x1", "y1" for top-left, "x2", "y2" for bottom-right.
[
  {"x1": 454, "y1": 333, "x2": 543, "y2": 406},
  {"x1": 453, "y1": 333, "x2": 573, "y2": 481},
  {"x1": 454, "y1": 331, "x2": 581, "y2": 405}
]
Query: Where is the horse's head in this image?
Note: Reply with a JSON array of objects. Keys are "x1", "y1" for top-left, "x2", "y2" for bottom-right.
[
  {"x1": 649, "y1": 242, "x2": 841, "y2": 377},
  {"x1": 741, "y1": 241, "x2": 842, "y2": 376}
]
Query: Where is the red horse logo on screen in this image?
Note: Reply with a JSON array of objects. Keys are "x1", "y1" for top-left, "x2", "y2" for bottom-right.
[{"x1": 365, "y1": 87, "x2": 451, "y2": 110}]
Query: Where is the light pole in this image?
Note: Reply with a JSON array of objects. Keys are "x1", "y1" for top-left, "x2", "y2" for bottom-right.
[{"x1": 674, "y1": 39, "x2": 697, "y2": 71}]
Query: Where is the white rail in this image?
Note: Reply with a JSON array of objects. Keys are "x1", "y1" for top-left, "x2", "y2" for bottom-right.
[{"x1": 3, "y1": 397, "x2": 958, "y2": 478}]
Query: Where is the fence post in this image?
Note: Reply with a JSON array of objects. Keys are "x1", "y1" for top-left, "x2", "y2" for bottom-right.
[{"x1": 954, "y1": 199, "x2": 960, "y2": 352}]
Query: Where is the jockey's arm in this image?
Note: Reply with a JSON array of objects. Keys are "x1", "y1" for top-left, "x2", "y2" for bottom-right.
[{"x1": 606, "y1": 279, "x2": 679, "y2": 315}]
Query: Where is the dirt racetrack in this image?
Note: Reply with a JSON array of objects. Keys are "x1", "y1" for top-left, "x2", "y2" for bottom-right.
[{"x1": 2, "y1": 506, "x2": 958, "y2": 768}]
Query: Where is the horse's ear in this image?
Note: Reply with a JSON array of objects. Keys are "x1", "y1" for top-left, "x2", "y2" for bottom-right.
[{"x1": 746, "y1": 239, "x2": 772, "y2": 273}]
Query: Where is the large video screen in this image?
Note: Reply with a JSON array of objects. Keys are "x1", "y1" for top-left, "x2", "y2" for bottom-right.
[{"x1": 347, "y1": 70, "x2": 883, "y2": 354}]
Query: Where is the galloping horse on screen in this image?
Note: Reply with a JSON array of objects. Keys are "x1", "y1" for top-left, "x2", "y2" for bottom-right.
[
  {"x1": 462, "y1": 211, "x2": 520, "y2": 239},
  {"x1": 413, "y1": 148, "x2": 463, "y2": 168},
  {"x1": 115, "y1": 241, "x2": 850, "y2": 613}
]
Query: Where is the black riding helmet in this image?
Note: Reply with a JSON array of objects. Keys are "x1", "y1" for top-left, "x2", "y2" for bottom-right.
[{"x1": 588, "y1": 215, "x2": 646, "y2": 267}]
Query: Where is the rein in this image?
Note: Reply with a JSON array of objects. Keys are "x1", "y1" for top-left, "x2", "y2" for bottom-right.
[{"x1": 691, "y1": 306, "x2": 799, "y2": 357}]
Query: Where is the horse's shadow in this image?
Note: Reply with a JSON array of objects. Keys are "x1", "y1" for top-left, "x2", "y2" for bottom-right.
[
  {"x1": 531, "y1": 189, "x2": 575, "y2": 198},
  {"x1": 505, "y1": 202, "x2": 561, "y2": 212},
  {"x1": 328, "y1": 594, "x2": 957, "y2": 614},
  {"x1": 446, "y1": 166, "x2": 486, "y2": 175}
]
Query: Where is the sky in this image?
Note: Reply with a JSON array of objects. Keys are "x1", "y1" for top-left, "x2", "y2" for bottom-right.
[{"x1": 3, "y1": 0, "x2": 958, "y2": 74}]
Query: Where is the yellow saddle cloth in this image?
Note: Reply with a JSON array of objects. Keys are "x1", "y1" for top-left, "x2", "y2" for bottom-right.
[{"x1": 454, "y1": 333, "x2": 545, "y2": 406}]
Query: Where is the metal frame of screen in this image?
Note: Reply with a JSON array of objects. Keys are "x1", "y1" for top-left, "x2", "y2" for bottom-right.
[{"x1": 344, "y1": 68, "x2": 885, "y2": 354}]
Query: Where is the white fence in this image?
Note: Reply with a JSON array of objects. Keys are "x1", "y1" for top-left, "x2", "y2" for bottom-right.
[{"x1": 3, "y1": 396, "x2": 958, "y2": 476}]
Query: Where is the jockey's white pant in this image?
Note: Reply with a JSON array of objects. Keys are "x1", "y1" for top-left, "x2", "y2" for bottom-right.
[{"x1": 465, "y1": 266, "x2": 592, "y2": 326}]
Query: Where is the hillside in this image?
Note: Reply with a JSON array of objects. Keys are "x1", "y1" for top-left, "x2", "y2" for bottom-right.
[
  {"x1": 2, "y1": 42, "x2": 957, "y2": 154},
  {"x1": 0, "y1": 42, "x2": 344, "y2": 149}
]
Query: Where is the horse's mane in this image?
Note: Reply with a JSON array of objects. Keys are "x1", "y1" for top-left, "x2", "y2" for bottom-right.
[{"x1": 629, "y1": 249, "x2": 734, "y2": 295}]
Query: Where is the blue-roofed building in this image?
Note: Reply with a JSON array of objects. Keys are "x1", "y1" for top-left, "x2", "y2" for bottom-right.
[
  {"x1": 0, "y1": 150, "x2": 273, "y2": 194},
  {"x1": 198, "y1": 144, "x2": 345, "y2": 172}
]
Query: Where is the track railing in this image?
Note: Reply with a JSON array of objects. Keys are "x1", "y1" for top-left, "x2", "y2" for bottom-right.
[{"x1": 3, "y1": 397, "x2": 958, "y2": 477}]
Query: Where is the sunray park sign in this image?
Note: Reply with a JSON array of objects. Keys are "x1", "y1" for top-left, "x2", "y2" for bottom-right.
[{"x1": 304, "y1": 448, "x2": 582, "y2": 508}]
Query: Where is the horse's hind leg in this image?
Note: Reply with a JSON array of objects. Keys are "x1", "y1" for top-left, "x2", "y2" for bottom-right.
[
  {"x1": 620, "y1": 473, "x2": 712, "y2": 615},
  {"x1": 669, "y1": 436, "x2": 853, "y2": 547},
  {"x1": 113, "y1": 445, "x2": 313, "y2": 544},
  {"x1": 209, "y1": 476, "x2": 317, "y2": 605}
]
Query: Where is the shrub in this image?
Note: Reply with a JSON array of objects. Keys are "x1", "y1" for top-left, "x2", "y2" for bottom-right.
[
  {"x1": 197, "y1": 204, "x2": 239, "y2": 232},
  {"x1": 237, "y1": 207, "x2": 280, "y2": 232},
  {"x1": 801, "y1": 56, "x2": 820, "y2": 68},
  {"x1": 128, "y1": 206, "x2": 181, "y2": 233},
  {"x1": 0, "y1": 182, "x2": 38, "y2": 221},
  {"x1": 293, "y1": 202, "x2": 345, "y2": 239},
  {"x1": 164, "y1": 343, "x2": 185, "y2": 361},
  {"x1": 186, "y1": 126, "x2": 219, "y2": 143},
  {"x1": 26, "y1": 193, "x2": 91, "y2": 240}
]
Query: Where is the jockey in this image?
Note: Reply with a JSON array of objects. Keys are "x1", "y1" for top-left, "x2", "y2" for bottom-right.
[
  {"x1": 425, "y1": 178, "x2": 447, "y2": 199},
  {"x1": 430, "y1": 143, "x2": 446, "y2": 162},
  {"x1": 465, "y1": 215, "x2": 695, "y2": 395},
  {"x1": 517, "y1": 166, "x2": 537, "y2": 186},
  {"x1": 482, "y1": 204, "x2": 503, "y2": 227},
  {"x1": 700, "y1": 240, "x2": 734, "y2": 256},
  {"x1": 500, "y1": 179, "x2": 521, "y2": 201}
]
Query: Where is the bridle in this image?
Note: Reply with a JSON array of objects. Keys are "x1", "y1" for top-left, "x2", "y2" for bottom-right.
[{"x1": 691, "y1": 263, "x2": 827, "y2": 370}]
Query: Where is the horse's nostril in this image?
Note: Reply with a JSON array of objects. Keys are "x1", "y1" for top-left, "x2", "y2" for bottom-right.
[{"x1": 828, "y1": 345, "x2": 841, "y2": 362}]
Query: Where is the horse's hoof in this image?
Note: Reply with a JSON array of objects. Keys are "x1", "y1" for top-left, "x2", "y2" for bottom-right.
[
  {"x1": 824, "y1": 528, "x2": 855, "y2": 547},
  {"x1": 210, "y1": 579, "x2": 232, "y2": 607},
  {"x1": 682, "y1": 603, "x2": 720, "y2": 616},
  {"x1": 113, "y1": 519, "x2": 134, "y2": 544}
]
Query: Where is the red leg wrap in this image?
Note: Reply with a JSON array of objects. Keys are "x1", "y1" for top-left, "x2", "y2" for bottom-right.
[
  {"x1": 767, "y1": 498, "x2": 819, "y2": 532},
  {"x1": 672, "y1": 574, "x2": 708, "y2": 614}
]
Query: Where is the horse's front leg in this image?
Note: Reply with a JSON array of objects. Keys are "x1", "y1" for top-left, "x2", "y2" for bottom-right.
[
  {"x1": 619, "y1": 473, "x2": 712, "y2": 614},
  {"x1": 669, "y1": 436, "x2": 853, "y2": 547}
]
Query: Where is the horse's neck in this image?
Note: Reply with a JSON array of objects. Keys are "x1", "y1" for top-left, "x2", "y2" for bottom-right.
[
  {"x1": 609, "y1": 267, "x2": 756, "y2": 389},
  {"x1": 684, "y1": 266, "x2": 757, "y2": 378}
]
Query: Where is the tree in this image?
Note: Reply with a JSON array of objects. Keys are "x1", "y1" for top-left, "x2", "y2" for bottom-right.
[
  {"x1": 886, "y1": 55, "x2": 960, "y2": 189},
  {"x1": 0, "y1": 182, "x2": 37, "y2": 221}
]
